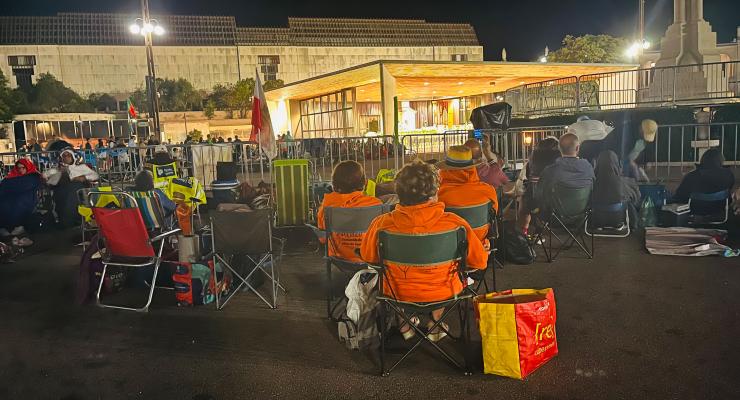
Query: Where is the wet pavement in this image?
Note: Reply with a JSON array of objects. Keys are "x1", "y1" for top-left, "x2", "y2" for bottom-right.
[{"x1": 1, "y1": 229, "x2": 739, "y2": 399}]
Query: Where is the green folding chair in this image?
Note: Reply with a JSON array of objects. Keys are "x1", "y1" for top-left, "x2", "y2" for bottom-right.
[
  {"x1": 533, "y1": 184, "x2": 593, "y2": 262},
  {"x1": 445, "y1": 201, "x2": 497, "y2": 292},
  {"x1": 375, "y1": 228, "x2": 474, "y2": 376}
]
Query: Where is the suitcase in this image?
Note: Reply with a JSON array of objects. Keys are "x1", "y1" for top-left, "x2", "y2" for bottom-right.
[{"x1": 273, "y1": 159, "x2": 310, "y2": 226}]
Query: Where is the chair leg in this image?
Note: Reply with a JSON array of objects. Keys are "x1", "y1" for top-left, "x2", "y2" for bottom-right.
[
  {"x1": 378, "y1": 302, "x2": 387, "y2": 377},
  {"x1": 326, "y1": 258, "x2": 333, "y2": 319}
]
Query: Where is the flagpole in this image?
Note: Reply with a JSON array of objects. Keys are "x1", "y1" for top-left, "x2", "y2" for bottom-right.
[{"x1": 258, "y1": 132, "x2": 264, "y2": 181}]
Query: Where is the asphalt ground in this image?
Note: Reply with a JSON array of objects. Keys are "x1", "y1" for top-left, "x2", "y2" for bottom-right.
[{"x1": 1, "y1": 228, "x2": 739, "y2": 400}]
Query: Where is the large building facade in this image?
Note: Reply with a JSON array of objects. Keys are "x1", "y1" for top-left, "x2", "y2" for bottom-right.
[{"x1": 0, "y1": 13, "x2": 482, "y2": 97}]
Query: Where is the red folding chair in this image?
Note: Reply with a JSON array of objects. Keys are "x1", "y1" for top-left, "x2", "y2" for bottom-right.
[{"x1": 90, "y1": 191, "x2": 180, "y2": 312}]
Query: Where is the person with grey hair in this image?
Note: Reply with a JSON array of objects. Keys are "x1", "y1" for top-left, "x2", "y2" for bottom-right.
[{"x1": 535, "y1": 133, "x2": 595, "y2": 204}]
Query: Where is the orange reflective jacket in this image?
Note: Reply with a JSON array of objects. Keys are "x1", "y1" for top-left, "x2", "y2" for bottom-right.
[
  {"x1": 317, "y1": 191, "x2": 382, "y2": 262},
  {"x1": 438, "y1": 168, "x2": 498, "y2": 243},
  {"x1": 360, "y1": 201, "x2": 488, "y2": 303}
]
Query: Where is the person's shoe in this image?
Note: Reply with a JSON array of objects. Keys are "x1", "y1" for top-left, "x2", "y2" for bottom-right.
[
  {"x1": 400, "y1": 316, "x2": 421, "y2": 341},
  {"x1": 426, "y1": 322, "x2": 449, "y2": 342},
  {"x1": 10, "y1": 226, "x2": 25, "y2": 236}
]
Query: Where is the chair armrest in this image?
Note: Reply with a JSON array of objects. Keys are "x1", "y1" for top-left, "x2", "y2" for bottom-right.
[
  {"x1": 305, "y1": 224, "x2": 326, "y2": 240},
  {"x1": 150, "y1": 228, "x2": 181, "y2": 243}
]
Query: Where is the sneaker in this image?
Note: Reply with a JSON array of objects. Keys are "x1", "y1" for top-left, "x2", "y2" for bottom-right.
[{"x1": 10, "y1": 226, "x2": 25, "y2": 236}]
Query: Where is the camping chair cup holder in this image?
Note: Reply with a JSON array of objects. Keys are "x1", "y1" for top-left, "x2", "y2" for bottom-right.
[
  {"x1": 530, "y1": 184, "x2": 594, "y2": 262},
  {"x1": 374, "y1": 228, "x2": 475, "y2": 377},
  {"x1": 88, "y1": 191, "x2": 181, "y2": 313}
]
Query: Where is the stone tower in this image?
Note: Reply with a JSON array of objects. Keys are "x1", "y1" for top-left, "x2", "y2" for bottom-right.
[{"x1": 655, "y1": 0, "x2": 721, "y2": 67}]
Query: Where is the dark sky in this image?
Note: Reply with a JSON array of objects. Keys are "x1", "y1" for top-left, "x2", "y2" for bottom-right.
[{"x1": 3, "y1": 0, "x2": 739, "y2": 61}]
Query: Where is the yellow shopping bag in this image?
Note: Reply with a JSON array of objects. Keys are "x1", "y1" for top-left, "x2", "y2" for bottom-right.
[{"x1": 476, "y1": 288, "x2": 558, "y2": 379}]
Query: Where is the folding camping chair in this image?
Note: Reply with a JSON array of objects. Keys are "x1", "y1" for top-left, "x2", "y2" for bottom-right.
[
  {"x1": 319, "y1": 205, "x2": 386, "y2": 319},
  {"x1": 375, "y1": 228, "x2": 474, "y2": 376},
  {"x1": 531, "y1": 184, "x2": 593, "y2": 262},
  {"x1": 125, "y1": 191, "x2": 171, "y2": 233},
  {"x1": 585, "y1": 202, "x2": 630, "y2": 238},
  {"x1": 210, "y1": 209, "x2": 284, "y2": 309},
  {"x1": 89, "y1": 191, "x2": 180, "y2": 312},
  {"x1": 688, "y1": 190, "x2": 731, "y2": 225},
  {"x1": 445, "y1": 201, "x2": 497, "y2": 292}
]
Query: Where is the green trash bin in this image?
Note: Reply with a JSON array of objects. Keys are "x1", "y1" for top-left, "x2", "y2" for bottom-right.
[{"x1": 273, "y1": 159, "x2": 310, "y2": 226}]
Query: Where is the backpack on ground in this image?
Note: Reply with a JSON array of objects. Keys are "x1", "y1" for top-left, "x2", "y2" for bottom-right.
[
  {"x1": 503, "y1": 225, "x2": 536, "y2": 265},
  {"x1": 172, "y1": 261, "x2": 229, "y2": 306},
  {"x1": 337, "y1": 269, "x2": 385, "y2": 351},
  {"x1": 75, "y1": 234, "x2": 127, "y2": 305}
]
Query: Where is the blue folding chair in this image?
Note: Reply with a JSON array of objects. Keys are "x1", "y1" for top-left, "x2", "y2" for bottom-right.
[
  {"x1": 585, "y1": 202, "x2": 630, "y2": 238},
  {"x1": 688, "y1": 190, "x2": 731, "y2": 225}
]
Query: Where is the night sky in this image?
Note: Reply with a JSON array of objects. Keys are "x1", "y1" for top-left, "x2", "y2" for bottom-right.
[{"x1": 3, "y1": 0, "x2": 739, "y2": 61}]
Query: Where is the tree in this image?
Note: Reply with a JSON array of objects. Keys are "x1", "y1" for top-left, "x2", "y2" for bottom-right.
[
  {"x1": 547, "y1": 34, "x2": 630, "y2": 64},
  {"x1": 88, "y1": 93, "x2": 118, "y2": 112},
  {"x1": 263, "y1": 79, "x2": 285, "y2": 91},
  {"x1": 204, "y1": 99, "x2": 216, "y2": 119},
  {"x1": 0, "y1": 69, "x2": 14, "y2": 120},
  {"x1": 187, "y1": 128, "x2": 203, "y2": 142},
  {"x1": 226, "y1": 78, "x2": 255, "y2": 119},
  {"x1": 157, "y1": 78, "x2": 203, "y2": 112},
  {"x1": 20, "y1": 73, "x2": 92, "y2": 113},
  {"x1": 206, "y1": 83, "x2": 231, "y2": 110}
]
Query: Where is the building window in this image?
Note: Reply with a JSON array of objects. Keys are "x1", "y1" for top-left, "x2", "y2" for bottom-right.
[
  {"x1": 258, "y1": 55, "x2": 280, "y2": 81},
  {"x1": 8, "y1": 55, "x2": 36, "y2": 66},
  {"x1": 451, "y1": 54, "x2": 467, "y2": 62}
]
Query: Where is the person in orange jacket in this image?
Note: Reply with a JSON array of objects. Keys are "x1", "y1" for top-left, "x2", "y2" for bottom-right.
[
  {"x1": 317, "y1": 160, "x2": 382, "y2": 263},
  {"x1": 437, "y1": 145, "x2": 499, "y2": 248},
  {"x1": 361, "y1": 160, "x2": 487, "y2": 341}
]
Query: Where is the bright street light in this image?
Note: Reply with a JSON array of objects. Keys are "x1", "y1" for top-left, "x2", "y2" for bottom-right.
[
  {"x1": 153, "y1": 25, "x2": 165, "y2": 35},
  {"x1": 129, "y1": 24, "x2": 141, "y2": 34},
  {"x1": 143, "y1": 22, "x2": 154, "y2": 33},
  {"x1": 539, "y1": 56, "x2": 547, "y2": 63},
  {"x1": 626, "y1": 40, "x2": 650, "y2": 59}
]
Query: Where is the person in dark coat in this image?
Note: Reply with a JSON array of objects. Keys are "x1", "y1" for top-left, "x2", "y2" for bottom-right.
[
  {"x1": 0, "y1": 159, "x2": 42, "y2": 237},
  {"x1": 593, "y1": 150, "x2": 640, "y2": 228},
  {"x1": 672, "y1": 148, "x2": 735, "y2": 215}
]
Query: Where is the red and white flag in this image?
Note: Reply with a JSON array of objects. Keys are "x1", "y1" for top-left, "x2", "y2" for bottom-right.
[{"x1": 250, "y1": 70, "x2": 277, "y2": 160}]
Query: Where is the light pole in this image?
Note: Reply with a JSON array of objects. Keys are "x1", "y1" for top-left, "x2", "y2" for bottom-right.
[{"x1": 129, "y1": 0, "x2": 164, "y2": 141}]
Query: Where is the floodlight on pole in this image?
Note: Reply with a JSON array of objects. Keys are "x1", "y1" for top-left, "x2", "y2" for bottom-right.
[{"x1": 129, "y1": 0, "x2": 164, "y2": 140}]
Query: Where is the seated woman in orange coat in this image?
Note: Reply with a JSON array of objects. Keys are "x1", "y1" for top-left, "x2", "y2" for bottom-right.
[
  {"x1": 437, "y1": 145, "x2": 499, "y2": 248},
  {"x1": 361, "y1": 160, "x2": 487, "y2": 341},
  {"x1": 317, "y1": 160, "x2": 382, "y2": 263}
]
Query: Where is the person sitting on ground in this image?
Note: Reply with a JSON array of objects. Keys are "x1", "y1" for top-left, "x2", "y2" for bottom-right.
[
  {"x1": 44, "y1": 149, "x2": 99, "y2": 227},
  {"x1": 535, "y1": 133, "x2": 595, "y2": 206},
  {"x1": 133, "y1": 170, "x2": 177, "y2": 216},
  {"x1": 0, "y1": 159, "x2": 42, "y2": 245},
  {"x1": 437, "y1": 145, "x2": 499, "y2": 248},
  {"x1": 317, "y1": 160, "x2": 382, "y2": 263},
  {"x1": 593, "y1": 150, "x2": 640, "y2": 228},
  {"x1": 464, "y1": 137, "x2": 509, "y2": 188},
  {"x1": 361, "y1": 161, "x2": 487, "y2": 341},
  {"x1": 516, "y1": 137, "x2": 561, "y2": 234},
  {"x1": 672, "y1": 148, "x2": 735, "y2": 216}
]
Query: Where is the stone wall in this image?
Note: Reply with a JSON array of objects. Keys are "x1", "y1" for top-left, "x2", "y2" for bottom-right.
[{"x1": 0, "y1": 44, "x2": 483, "y2": 95}]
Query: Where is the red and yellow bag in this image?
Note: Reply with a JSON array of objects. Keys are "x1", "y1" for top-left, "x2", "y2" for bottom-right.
[{"x1": 475, "y1": 288, "x2": 558, "y2": 379}]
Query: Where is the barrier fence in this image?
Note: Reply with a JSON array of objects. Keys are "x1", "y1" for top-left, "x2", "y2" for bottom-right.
[
  {"x1": 507, "y1": 61, "x2": 740, "y2": 117},
  {"x1": 2, "y1": 122, "x2": 738, "y2": 186}
]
